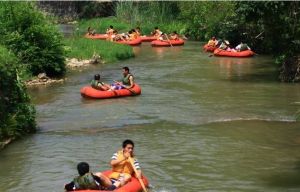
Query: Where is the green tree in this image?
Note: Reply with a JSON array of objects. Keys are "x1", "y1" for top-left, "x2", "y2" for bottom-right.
[
  {"x1": 178, "y1": 1, "x2": 236, "y2": 40},
  {"x1": 0, "y1": 2, "x2": 66, "y2": 77},
  {"x1": 0, "y1": 46, "x2": 36, "y2": 141}
]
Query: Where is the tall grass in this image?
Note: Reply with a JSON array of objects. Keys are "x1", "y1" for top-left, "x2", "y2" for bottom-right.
[
  {"x1": 76, "y1": 2, "x2": 187, "y2": 37},
  {"x1": 114, "y1": 1, "x2": 187, "y2": 35},
  {"x1": 64, "y1": 38, "x2": 134, "y2": 63}
]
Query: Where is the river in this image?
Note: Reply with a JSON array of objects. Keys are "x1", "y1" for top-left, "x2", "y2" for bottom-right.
[{"x1": 0, "y1": 41, "x2": 300, "y2": 192}]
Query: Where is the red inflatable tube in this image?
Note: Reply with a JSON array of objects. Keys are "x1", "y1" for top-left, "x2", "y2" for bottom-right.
[
  {"x1": 203, "y1": 44, "x2": 216, "y2": 52},
  {"x1": 140, "y1": 36, "x2": 157, "y2": 42},
  {"x1": 84, "y1": 33, "x2": 108, "y2": 40},
  {"x1": 68, "y1": 170, "x2": 149, "y2": 192},
  {"x1": 115, "y1": 38, "x2": 142, "y2": 46},
  {"x1": 151, "y1": 39, "x2": 185, "y2": 47},
  {"x1": 213, "y1": 48, "x2": 255, "y2": 57},
  {"x1": 80, "y1": 84, "x2": 141, "y2": 99}
]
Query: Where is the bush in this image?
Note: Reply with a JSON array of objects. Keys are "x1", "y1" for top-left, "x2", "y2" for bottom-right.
[
  {"x1": 0, "y1": 2, "x2": 66, "y2": 77},
  {"x1": 0, "y1": 46, "x2": 36, "y2": 141}
]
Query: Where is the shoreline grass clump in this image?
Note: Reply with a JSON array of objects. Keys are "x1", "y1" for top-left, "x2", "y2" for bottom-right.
[{"x1": 64, "y1": 37, "x2": 134, "y2": 63}]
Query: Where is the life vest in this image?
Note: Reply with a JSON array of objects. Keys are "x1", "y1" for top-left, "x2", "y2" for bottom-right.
[
  {"x1": 111, "y1": 150, "x2": 135, "y2": 177},
  {"x1": 73, "y1": 173, "x2": 100, "y2": 190},
  {"x1": 208, "y1": 39, "x2": 217, "y2": 47},
  {"x1": 91, "y1": 80, "x2": 104, "y2": 90},
  {"x1": 122, "y1": 74, "x2": 133, "y2": 86}
]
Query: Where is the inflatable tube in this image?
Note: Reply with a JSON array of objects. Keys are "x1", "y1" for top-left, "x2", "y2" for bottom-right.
[
  {"x1": 80, "y1": 84, "x2": 141, "y2": 99},
  {"x1": 203, "y1": 44, "x2": 216, "y2": 52},
  {"x1": 68, "y1": 170, "x2": 149, "y2": 192},
  {"x1": 213, "y1": 48, "x2": 254, "y2": 57},
  {"x1": 84, "y1": 33, "x2": 108, "y2": 40},
  {"x1": 140, "y1": 36, "x2": 157, "y2": 42},
  {"x1": 151, "y1": 39, "x2": 185, "y2": 47},
  {"x1": 115, "y1": 38, "x2": 142, "y2": 46}
]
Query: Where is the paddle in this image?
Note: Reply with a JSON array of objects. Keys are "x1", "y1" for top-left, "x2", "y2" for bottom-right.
[
  {"x1": 128, "y1": 157, "x2": 148, "y2": 192},
  {"x1": 165, "y1": 33, "x2": 173, "y2": 47},
  {"x1": 113, "y1": 80, "x2": 137, "y2": 96}
]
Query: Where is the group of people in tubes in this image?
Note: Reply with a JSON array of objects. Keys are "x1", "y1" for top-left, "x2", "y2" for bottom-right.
[
  {"x1": 87, "y1": 25, "x2": 182, "y2": 42},
  {"x1": 89, "y1": 66, "x2": 134, "y2": 91},
  {"x1": 64, "y1": 140, "x2": 146, "y2": 191},
  {"x1": 206, "y1": 36, "x2": 251, "y2": 52}
]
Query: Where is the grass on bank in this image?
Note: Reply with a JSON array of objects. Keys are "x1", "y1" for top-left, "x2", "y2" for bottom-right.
[
  {"x1": 65, "y1": 16, "x2": 187, "y2": 64},
  {"x1": 64, "y1": 38, "x2": 134, "y2": 63}
]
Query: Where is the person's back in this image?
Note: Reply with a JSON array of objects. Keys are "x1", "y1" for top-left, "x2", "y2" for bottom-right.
[
  {"x1": 236, "y1": 42, "x2": 251, "y2": 51},
  {"x1": 65, "y1": 162, "x2": 101, "y2": 191},
  {"x1": 91, "y1": 74, "x2": 111, "y2": 91},
  {"x1": 106, "y1": 25, "x2": 114, "y2": 35},
  {"x1": 73, "y1": 172, "x2": 99, "y2": 190},
  {"x1": 170, "y1": 31, "x2": 179, "y2": 40}
]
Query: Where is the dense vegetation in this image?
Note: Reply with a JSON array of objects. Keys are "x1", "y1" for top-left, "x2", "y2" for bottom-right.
[
  {"x1": 0, "y1": 46, "x2": 36, "y2": 144},
  {"x1": 0, "y1": 1, "x2": 63, "y2": 145},
  {"x1": 0, "y1": 2, "x2": 66, "y2": 78},
  {"x1": 113, "y1": 1, "x2": 300, "y2": 82}
]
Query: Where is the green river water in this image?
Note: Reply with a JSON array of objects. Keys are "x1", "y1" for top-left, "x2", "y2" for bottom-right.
[{"x1": 0, "y1": 41, "x2": 300, "y2": 192}]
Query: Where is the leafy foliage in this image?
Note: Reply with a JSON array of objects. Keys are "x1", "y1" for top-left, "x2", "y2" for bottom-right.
[
  {"x1": 0, "y1": 46, "x2": 36, "y2": 141},
  {"x1": 0, "y1": 2, "x2": 66, "y2": 77},
  {"x1": 115, "y1": 1, "x2": 186, "y2": 35}
]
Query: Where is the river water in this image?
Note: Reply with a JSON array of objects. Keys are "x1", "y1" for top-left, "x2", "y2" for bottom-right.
[{"x1": 1, "y1": 41, "x2": 300, "y2": 192}]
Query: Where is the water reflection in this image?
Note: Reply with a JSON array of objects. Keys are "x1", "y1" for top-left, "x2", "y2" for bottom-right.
[
  {"x1": 152, "y1": 46, "x2": 183, "y2": 58},
  {"x1": 214, "y1": 57, "x2": 255, "y2": 80}
]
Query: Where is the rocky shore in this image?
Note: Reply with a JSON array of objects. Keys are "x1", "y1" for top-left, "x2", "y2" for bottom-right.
[{"x1": 25, "y1": 55, "x2": 102, "y2": 86}]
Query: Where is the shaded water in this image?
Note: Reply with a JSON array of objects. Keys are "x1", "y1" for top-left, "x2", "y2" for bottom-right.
[{"x1": 1, "y1": 41, "x2": 300, "y2": 192}]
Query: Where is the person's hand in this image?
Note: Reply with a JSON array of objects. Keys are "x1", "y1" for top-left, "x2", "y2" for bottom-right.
[{"x1": 124, "y1": 151, "x2": 131, "y2": 159}]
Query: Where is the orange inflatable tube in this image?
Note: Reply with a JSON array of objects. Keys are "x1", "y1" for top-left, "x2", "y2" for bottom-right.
[
  {"x1": 140, "y1": 36, "x2": 157, "y2": 42},
  {"x1": 213, "y1": 48, "x2": 255, "y2": 57},
  {"x1": 84, "y1": 33, "x2": 108, "y2": 40},
  {"x1": 203, "y1": 44, "x2": 216, "y2": 52},
  {"x1": 80, "y1": 84, "x2": 141, "y2": 99},
  {"x1": 151, "y1": 39, "x2": 184, "y2": 47},
  {"x1": 68, "y1": 170, "x2": 149, "y2": 192},
  {"x1": 115, "y1": 38, "x2": 142, "y2": 46}
]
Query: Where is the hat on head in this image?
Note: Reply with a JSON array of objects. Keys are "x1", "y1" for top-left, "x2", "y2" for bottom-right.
[{"x1": 225, "y1": 40, "x2": 230, "y2": 45}]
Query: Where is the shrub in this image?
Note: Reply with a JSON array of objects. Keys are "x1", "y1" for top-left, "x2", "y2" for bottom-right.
[
  {"x1": 0, "y1": 46, "x2": 36, "y2": 141},
  {"x1": 0, "y1": 2, "x2": 66, "y2": 77}
]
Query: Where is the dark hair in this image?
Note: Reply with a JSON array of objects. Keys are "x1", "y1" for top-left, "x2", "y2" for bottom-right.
[
  {"x1": 136, "y1": 27, "x2": 140, "y2": 30},
  {"x1": 155, "y1": 27, "x2": 158, "y2": 30},
  {"x1": 122, "y1": 139, "x2": 134, "y2": 148},
  {"x1": 173, "y1": 31, "x2": 177, "y2": 34},
  {"x1": 128, "y1": 30, "x2": 132, "y2": 34},
  {"x1": 77, "y1": 162, "x2": 89, "y2": 176},
  {"x1": 94, "y1": 74, "x2": 100, "y2": 80},
  {"x1": 110, "y1": 25, "x2": 113, "y2": 29},
  {"x1": 122, "y1": 67, "x2": 129, "y2": 72}
]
